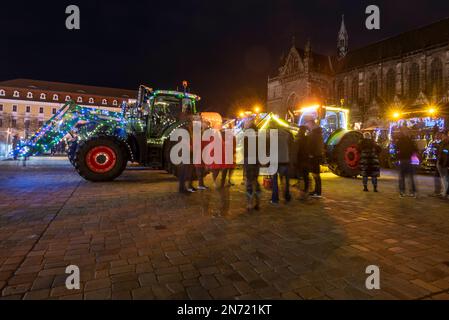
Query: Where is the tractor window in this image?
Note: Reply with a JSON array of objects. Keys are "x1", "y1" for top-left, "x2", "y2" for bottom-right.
[
  {"x1": 322, "y1": 111, "x2": 338, "y2": 132},
  {"x1": 182, "y1": 98, "x2": 195, "y2": 114},
  {"x1": 148, "y1": 96, "x2": 181, "y2": 137},
  {"x1": 297, "y1": 110, "x2": 318, "y2": 126}
]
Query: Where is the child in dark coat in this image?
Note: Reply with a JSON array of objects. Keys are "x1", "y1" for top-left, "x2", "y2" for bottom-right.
[{"x1": 359, "y1": 132, "x2": 382, "y2": 192}]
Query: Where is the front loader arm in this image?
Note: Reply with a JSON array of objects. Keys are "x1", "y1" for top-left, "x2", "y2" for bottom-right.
[{"x1": 12, "y1": 101, "x2": 125, "y2": 158}]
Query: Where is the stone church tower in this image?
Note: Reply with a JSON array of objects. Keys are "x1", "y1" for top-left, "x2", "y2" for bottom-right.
[{"x1": 337, "y1": 15, "x2": 348, "y2": 59}]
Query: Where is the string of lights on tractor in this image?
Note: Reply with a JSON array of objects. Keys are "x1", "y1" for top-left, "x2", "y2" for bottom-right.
[
  {"x1": 385, "y1": 105, "x2": 446, "y2": 170},
  {"x1": 12, "y1": 82, "x2": 206, "y2": 182}
]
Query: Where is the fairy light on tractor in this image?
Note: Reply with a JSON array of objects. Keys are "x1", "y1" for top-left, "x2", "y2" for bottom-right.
[
  {"x1": 12, "y1": 83, "x2": 204, "y2": 182},
  {"x1": 386, "y1": 104, "x2": 445, "y2": 171}
]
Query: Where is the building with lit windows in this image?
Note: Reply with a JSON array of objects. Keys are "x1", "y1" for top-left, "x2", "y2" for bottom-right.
[
  {"x1": 267, "y1": 17, "x2": 449, "y2": 128},
  {"x1": 0, "y1": 79, "x2": 136, "y2": 157}
]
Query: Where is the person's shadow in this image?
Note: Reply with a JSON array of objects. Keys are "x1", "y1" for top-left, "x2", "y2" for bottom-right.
[{"x1": 199, "y1": 187, "x2": 231, "y2": 217}]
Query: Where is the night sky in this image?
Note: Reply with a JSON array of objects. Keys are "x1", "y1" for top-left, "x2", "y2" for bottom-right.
[{"x1": 2, "y1": 0, "x2": 449, "y2": 116}]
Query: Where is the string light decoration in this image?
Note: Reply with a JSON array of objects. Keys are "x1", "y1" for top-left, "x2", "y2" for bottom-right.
[
  {"x1": 12, "y1": 101, "x2": 126, "y2": 158},
  {"x1": 11, "y1": 88, "x2": 202, "y2": 163}
]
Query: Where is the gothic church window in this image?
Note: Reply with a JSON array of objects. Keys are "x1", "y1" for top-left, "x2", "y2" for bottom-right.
[
  {"x1": 337, "y1": 81, "x2": 345, "y2": 101},
  {"x1": 286, "y1": 55, "x2": 299, "y2": 75},
  {"x1": 286, "y1": 93, "x2": 298, "y2": 111},
  {"x1": 368, "y1": 73, "x2": 378, "y2": 103},
  {"x1": 386, "y1": 69, "x2": 396, "y2": 101},
  {"x1": 409, "y1": 63, "x2": 420, "y2": 99},
  {"x1": 429, "y1": 58, "x2": 443, "y2": 96},
  {"x1": 351, "y1": 78, "x2": 358, "y2": 103}
]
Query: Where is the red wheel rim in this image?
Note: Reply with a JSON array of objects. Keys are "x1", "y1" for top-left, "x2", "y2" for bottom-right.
[
  {"x1": 344, "y1": 145, "x2": 360, "y2": 169},
  {"x1": 86, "y1": 146, "x2": 117, "y2": 173}
]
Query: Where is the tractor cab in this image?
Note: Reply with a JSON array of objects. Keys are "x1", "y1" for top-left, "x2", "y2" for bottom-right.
[
  {"x1": 146, "y1": 90, "x2": 199, "y2": 139},
  {"x1": 123, "y1": 85, "x2": 201, "y2": 168},
  {"x1": 127, "y1": 86, "x2": 200, "y2": 137},
  {"x1": 289, "y1": 105, "x2": 349, "y2": 142}
]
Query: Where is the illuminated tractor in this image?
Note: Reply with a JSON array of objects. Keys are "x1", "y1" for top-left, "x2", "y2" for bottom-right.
[
  {"x1": 232, "y1": 106, "x2": 363, "y2": 177},
  {"x1": 387, "y1": 107, "x2": 445, "y2": 170},
  {"x1": 13, "y1": 84, "x2": 213, "y2": 182},
  {"x1": 288, "y1": 105, "x2": 363, "y2": 177}
]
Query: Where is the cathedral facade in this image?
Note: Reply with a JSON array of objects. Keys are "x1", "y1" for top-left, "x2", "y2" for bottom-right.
[{"x1": 267, "y1": 17, "x2": 449, "y2": 127}]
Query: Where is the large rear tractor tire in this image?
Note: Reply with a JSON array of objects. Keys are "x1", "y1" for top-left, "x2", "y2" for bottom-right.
[
  {"x1": 328, "y1": 131, "x2": 362, "y2": 178},
  {"x1": 74, "y1": 136, "x2": 128, "y2": 182}
]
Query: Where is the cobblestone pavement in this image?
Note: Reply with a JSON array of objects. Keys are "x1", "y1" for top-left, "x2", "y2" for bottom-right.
[{"x1": 1, "y1": 158, "x2": 449, "y2": 300}]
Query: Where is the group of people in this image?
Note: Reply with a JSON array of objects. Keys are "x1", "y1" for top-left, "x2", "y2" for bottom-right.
[
  {"x1": 177, "y1": 117, "x2": 327, "y2": 212},
  {"x1": 178, "y1": 119, "x2": 236, "y2": 194},
  {"x1": 359, "y1": 125, "x2": 449, "y2": 198},
  {"x1": 178, "y1": 116, "x2": 449, "y2": 212}
]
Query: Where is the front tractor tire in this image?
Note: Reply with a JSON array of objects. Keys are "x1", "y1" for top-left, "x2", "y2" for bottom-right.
[
  {"x1": 328, "y1": 131, "x2": 362, "y2": 178},
  {"x1": 74, "y1": 136, "x2": 128, "y2": 182}
]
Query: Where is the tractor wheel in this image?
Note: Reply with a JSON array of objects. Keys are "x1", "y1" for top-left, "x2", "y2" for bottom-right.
[
  {"x1": 74, "y1": 136, "x2": 128, "y2": 182},
  {"x1": 329, "y1": 132, "x2": 362, "y2": 177},
  {"x1": 67, "y1": 141, "x2": 78, "y2": 166}
]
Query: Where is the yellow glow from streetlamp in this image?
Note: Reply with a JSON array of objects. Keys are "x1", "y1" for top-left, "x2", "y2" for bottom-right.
[
  {"x1": 254, "y1": 105, "x2": 262, "y2": 114},
  {"x1": 392, "y1": 111, "x2": 401, "y2": 119},
  {"x1": 428, "y1": 107, "x2": 437, "y2": 116}
]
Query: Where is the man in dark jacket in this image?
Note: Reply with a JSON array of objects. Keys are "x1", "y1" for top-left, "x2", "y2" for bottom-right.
[
  {"x1": 396, "y1": 126, "x2": 418, "y2": 197},
  {"x1": 436, "y1": 130, "x2": 449, "y2": 198},
  {"x1": 359, "y1": 132, "x2": 382, "y2": 192},
  {"x1": 306, "y1": 120, "x2": 325, "y2": 198},
  {"x1": 178, "y1": 118, "x2": 195, "y2": 194},
  {"x1": 271, "y1": 127, "x2": 293, "y2": 204},
  {"x1": 243, "y1": 120, "x2": 261, "y2": 211},
  {"x1": 296, "y1": 126, "x2": 310, "y2": 199}
]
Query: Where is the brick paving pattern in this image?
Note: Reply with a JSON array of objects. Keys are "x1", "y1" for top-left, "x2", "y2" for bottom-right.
[{"x1": 1, "y1": 158, "x2": 449, "y2": 300}]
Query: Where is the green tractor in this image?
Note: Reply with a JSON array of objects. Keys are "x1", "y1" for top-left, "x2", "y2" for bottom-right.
[
  {"x1": 13, "y1": 84, "x2": 202, "y2": 182},
  {"x1": 288, "y1": 105, "x2": 363, "y2": 177}
]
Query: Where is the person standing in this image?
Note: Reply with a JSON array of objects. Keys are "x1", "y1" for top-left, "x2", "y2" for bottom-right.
[
  {"x1": 12, "y1": 135, "x2": 19, "y2": 160},
  {"x1": 178, "y1": 117, "x2": 195, "y2": 194},
  {"x1": 430, "y1": 132, "x2": 443, "y2": 197},
  {"x1": 359, "y1": 132, "x2": 382, "y2": 192},
  {"x1": 296, "y1": 126, "x2": 310, "y2": 199},
  {"x1": 436, "y1": 130, "x2": 449, "y2": 198},
  {"x1": 192, "y1": 121, "x2": 210, "y2": 191},
  {"x1": 271, "y1": 126, "x2": 293, "y2": 204},
  {"x1": 396, "y1": 126, "x2": 418, "y2": 197},
  {"x1": 243, "y1": 120, "x2": 261, "y2": 211},
  {"x1": 306, "y1": 120, "x2": 325, "y2": 198}
]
